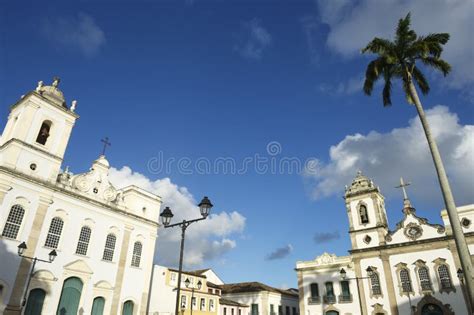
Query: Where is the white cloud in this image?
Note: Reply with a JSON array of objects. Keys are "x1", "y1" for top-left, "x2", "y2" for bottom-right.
[
  {"x1": 304, "y1": 105, "x2": 474, "y2": 208},
  {"x1": 318, "y1": 75, "x2": 364, "y2": 95},
  {"x1": 109, "y1": 167, "x2": 246, "y2": 267},
  {"x1": 301, "y1": 16, "x2": 322, "y2": 65},
  {"x1": 41, "y1": 13, "x2": 106, "y2": 57},
  {"x1": 316, "y1": 0, "x2": 474, "y2": 89},
  {"x1": 235, "y1": 18, "x2": 272, "y2": 60}
]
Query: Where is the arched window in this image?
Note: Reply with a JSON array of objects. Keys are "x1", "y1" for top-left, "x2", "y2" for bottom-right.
[
  {"x1": 44, "y1": 217, "x2": 64, "y2": 249},
  {"x1": 36, "y1": 120, "x2": 52, "y2": 145},
  {"x1": 91, "y1": 296, "x2": 106, "y2": 315},
  {"x1": 369, "y1": 272, "x2": 382, "y2": 296},
  {"x1": 24, "y1": 288, "x2": 46, "y2": 315},
  {"x1": 399, "y1": 269, "x2": 413, "y2": 293},
  {"x1": 437, "y1": 264, "x2": 453, "y2": 290},
  {"x1": 75, "y1": 226, "x2": 92, "y2": 256},
  {"x1": 131, "y1": 241, "x2": 142, "y2": 267},
  {"x1": 122, "y1": 300, "x2": 134, "y2": 315},
  {"x1": 417, "y1": 266, "x2": 432, "y2": 292},
  {"x1": 2, "y1": 204, "x2": 25, "y2": 239},
  {"x1": 102, "y1": 234, "x2": 116, "y2": 261},
  {"x1": 57, "y1": 277, "x2": 83, "y2": 315},
  {"x1": 359, "y1": 205, "x2": 369, "y2": 224}
]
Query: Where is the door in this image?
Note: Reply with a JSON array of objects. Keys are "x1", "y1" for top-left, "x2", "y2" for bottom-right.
[
  {"x1": 91, "y1": 297, "x2": 105, "y2": 315},
  {"x1": 421, "y1": 304, "x2": 443, "y2": 315},
  {"x1": 56, "y1": 277, "x2": 83, "y2": 315},
  {"x1": 25, "y1": 288, "x2": 46, "y2": 315},
  {"x1": 122, "y1": 300, "x2": 134, "y2": 315}
]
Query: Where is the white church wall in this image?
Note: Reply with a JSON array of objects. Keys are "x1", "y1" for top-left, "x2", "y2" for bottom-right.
[
  {"x1": 349, "y1": 197, "x2": 378, "y2": 231},
  {"x1": 358, "y1": 258, "x2": 391, "y2": 315},
  {"x1": 389, "y1": 249, "x2": 468, "y2": 315}
]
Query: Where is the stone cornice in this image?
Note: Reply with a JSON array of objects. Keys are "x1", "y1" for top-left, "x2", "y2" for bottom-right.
[
  {"x1": 10, "y1": 91, "x2": 79, "y2": 119},
  {"x1": 0, "y1": 166, "x2": 159, "y2": 228},
  {"x1": 350, "y1": 232, "x2": 474, "y2": 256},
  {"x1": 0, "y1": 138, "x2": 63, "y2": 161}
]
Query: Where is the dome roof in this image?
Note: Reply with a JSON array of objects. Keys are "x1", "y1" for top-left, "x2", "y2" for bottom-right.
[
  {"x1": 345, "y1": 170, "x2": 379, "y2": 197},
  {"x1": 35, "y1": 77, "x2": 67, "y2": 108},
  {"x1": 93, "y1": 155, "x2": 110, "y2": 168}
]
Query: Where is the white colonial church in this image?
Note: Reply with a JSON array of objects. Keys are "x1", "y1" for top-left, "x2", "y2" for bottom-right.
[
  {"x1": 296, "y1": 172, "x2": 473, "y2": 315},
  {"x1": 0, "y1": 78, "x2": 162, "y2": 314}
]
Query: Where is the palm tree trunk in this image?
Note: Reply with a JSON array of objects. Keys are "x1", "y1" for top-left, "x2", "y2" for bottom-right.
[{"x1": 407, "y1": 77, "x2": 474, "y2": 308}]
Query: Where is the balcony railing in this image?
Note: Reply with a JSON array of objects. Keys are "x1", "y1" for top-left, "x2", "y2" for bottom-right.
[
  {"x1": 323, "y1": 295, "x2": 336, "y2": 304},
  {"x1": 338, "y1": 294, "x2": 353, "y2": 303},
  {"x1": 307, "y1": 296, "x2": 321, "y2": 304}
]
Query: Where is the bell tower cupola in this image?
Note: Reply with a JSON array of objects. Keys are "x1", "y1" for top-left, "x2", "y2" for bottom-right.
[
  {"x1": 0, "y1": 77, "x2": 79, "y2": 182},
  {"x1": 344, "y1": 171, "x2": 388, "y2": 250}
]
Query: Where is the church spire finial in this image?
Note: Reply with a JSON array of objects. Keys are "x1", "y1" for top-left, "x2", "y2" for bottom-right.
[
  {"x1": 52, "y1": 76, "x2": 60, "y2": 88},
  {"x1": 396, "y1": 177, "x2": 414, "y2": 212},
  {"x1": 101, "y1": 137, "x2": 111, "y2": 156}
]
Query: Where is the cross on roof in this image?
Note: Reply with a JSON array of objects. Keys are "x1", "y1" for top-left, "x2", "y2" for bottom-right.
[
  {"x1": 101, "y1": 137, "x2": 111, "y2": 155},
  {"x1": 395, "y1": 177, "x2": 411, "y2": 200}
]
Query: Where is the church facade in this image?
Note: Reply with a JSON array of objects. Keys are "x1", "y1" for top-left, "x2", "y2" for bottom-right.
[
  {"x1": 296, "y1": 172, "x2": 473, "y2": 315},
  {"x1": 0, "y1": 79, "x2": 162, "y2": 314}
]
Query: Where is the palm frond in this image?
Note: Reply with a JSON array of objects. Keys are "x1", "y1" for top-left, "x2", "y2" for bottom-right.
[
  {"x1": 363, "y1": 58, "x2": 384, "y2": 95},
  {"x1": 362, "y1": 38, "x2": 394, "y2": 55},
  {"x1": 396, "y1": 13, "x2": 412, "y2": 39},
  {"x1": 396, "y1": 13, "x2": 417, "y2": 47},
  {"x1": 424, "y1": 33, "x2": 450, "y2": 45},
  {"x1": 420, "y1": 57, "x2": 451, "y2": 76},
  {"x1": 412, "y1": 66, "x2": 430, "y2": 95}
]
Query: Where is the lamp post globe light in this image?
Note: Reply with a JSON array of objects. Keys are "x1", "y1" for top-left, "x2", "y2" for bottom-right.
[
  {"x1": 339, "y1": 267, "x2": 373, "y2": 314},
  {"x1": 16, "y1": 241, "x2": 58, "y2": 309},
  {"x1": 160, "y1": 196, "x2": 213, "y2": 315}
]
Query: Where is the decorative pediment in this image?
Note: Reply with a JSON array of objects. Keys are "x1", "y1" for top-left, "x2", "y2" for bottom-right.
[
  {"x1": 58, "y1": 155, "x2": 123, "y2": 205},
  {"x1": 385, "y1": 208, "x2": 445, "y2": 244},
  {"x1": 64, "y1": 259, "x2": 94, "y2": 275},
  {"x1": 94, "y1": 280, "x2": 114, "y2": 290},
  {"x1": 314, "y1": 252, "x2": 337, "y2": 265},
  {"x1": 32, "y1": 270, "x2": 57, "y2": 281}
]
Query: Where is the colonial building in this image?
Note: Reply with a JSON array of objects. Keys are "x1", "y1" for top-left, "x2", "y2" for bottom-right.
[
  {"x1": 0, "y1": 78, "x2": 162, "y2": 314},
  {"x1": 220, "y1": 282, "x2": 299, "y2": 315},
  {"x1": 148, "y1": 265, "x2": 222, "y2": 315},
  {"x1": 295, "y1": 172, "x2": 473, "y2": 315}
]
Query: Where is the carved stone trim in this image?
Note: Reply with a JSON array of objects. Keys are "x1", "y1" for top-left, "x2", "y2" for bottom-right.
[
  {"x1": 413, "y1": 295, "x2": 454, "y2": 315},
  {"x1": 432, "y1": 258, "x2": 456, "y2": 294}
]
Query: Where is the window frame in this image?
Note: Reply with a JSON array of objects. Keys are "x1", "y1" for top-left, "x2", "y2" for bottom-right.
[
  {"x1": 368, "y1": 267, "x2": 383, "y2": 298},
  {"x1": 1, "y1": 204, "x2": 26, "y2": 240},
  {"x1": 414, "y1": 260, "x2": 432, "y2": 294},
  {"x1": 131, "y1": 241, "x2": 143, "y2": 268},
  {"x1": 75, "y1": 226, "x2": 92, "y2": 256},
  {"x1": 433, "y1": 258, "x2": 455, "y2": 294},
  {"x1": 395, "y1": 263, "x2": 414, "y2": 296},
  {"x1": 102, "y1": 233, "x2": 117, "y2": 262},
  {"x1": 44, "y1": 217, "x2": 64, "y2": 249}
]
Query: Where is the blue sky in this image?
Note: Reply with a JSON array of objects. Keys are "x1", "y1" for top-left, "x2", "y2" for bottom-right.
[{"x1": 1, "y1": 1, "x2": 473, "y2": 288}]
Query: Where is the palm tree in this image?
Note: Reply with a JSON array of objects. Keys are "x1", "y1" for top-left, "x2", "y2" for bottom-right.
[{"x1": 362, "y1": 13, "x2": 474, "y2": 308}]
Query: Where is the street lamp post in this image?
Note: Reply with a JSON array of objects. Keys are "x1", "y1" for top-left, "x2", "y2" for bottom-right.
[
  {"x1": 160, "y1": 196, "x2": 213, "y2": 315},
  {"x1": 185, "y1": 278, "x2": 202, "y2": 315},
  {"x1": 340, "y1": 267, "x2": 373, "y2": 315},
  {"x1": 458, "y1": 268, "x2": 472, "y2": 314},
  {"x1": 17, "y1": 241, "x2": 57, "y2": 309}
]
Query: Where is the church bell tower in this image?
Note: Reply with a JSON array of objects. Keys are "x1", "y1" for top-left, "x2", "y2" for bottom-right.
[
  {"x1": 344, "y1": 171, "x2": 388, "y2": 250},
  {"x1": 0, "y1": 78, "x2": 79, "y2": 182}
]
